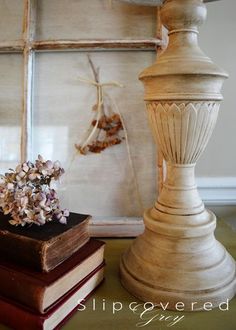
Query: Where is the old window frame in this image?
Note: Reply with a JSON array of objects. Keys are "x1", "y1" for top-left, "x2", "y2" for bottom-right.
[{"x1": 0, "y1": 0, "x2": 164, "y2": 236}]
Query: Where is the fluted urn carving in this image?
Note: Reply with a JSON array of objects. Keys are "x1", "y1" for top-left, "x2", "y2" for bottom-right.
[{"x1": 120, "y1": 0, "x2": 236, "y2": 310}]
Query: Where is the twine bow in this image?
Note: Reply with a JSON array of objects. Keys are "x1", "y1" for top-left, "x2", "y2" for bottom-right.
[{"x1": 78, "y1": 77, "x2": 123, "y2": 107}]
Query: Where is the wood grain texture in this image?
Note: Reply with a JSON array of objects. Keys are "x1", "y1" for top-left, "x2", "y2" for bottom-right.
[
  {"x1": 120, "y1": 0, "x2": 236, "y2": 310},
  {"x1": 0, "y1": 39, "x2": 162, "y2": 53},
  {"x1": 33, "y1": 39, "x2": 161, "y2": 51},
  {"x1": 0, "y1": 40, "x2": 24, "y2": 53}
]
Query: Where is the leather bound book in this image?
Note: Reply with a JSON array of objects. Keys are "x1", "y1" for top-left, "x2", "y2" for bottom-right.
[
  {"x1": 0, "y1": 263, "x2": 105, "y2": 330},
  {"x1": 0, "y1": 212, "x2": 90, "y2": 272},
  {"x1": 0, "y1": 239, "x2": 105, "y2": 313}
]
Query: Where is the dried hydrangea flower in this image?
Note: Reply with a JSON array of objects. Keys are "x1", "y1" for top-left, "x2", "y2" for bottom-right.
[{"x1": 0, "y1": 155, "x2": 69, "y2": 227}]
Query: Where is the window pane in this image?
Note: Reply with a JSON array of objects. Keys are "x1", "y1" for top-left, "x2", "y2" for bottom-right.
[
  {"x1": 0, "y1": 54, "x2": 23, "y2": 173},
  {"x1": 33, "y1": 51, "x2": 156, "y2": 217},
  {"x1": 36, "y1": 0, "x2": 157, "y2": 40},
  {"x1": 0, "y1": 0, "x2": 23, "y2": 41}
]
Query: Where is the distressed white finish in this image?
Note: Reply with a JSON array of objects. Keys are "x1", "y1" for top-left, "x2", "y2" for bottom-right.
[
  {"x1": 21, "y1": 0, "x2": 37, "y2": 161},
  {"x1": 89, "y1": 217, "x2": 144, "y2": 237},
  {"x1": 120, "y1": 0, "x2": 236, "y2": 310},
  {"x1": 32, "y1": 39, "x2": 160, "y2": 51},
  {"x1": 147, "y1": 102, "x2": 219, "y2": 164}
]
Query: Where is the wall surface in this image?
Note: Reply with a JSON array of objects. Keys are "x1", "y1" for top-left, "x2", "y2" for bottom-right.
[
  {"x1": 198, "y1": 0, "x2": 236, "y2": 177},
  {"x1": 196, "y1": 0, "x2": 236, "y2": 204}
]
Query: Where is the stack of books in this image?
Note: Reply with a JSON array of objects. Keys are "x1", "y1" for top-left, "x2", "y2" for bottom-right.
[{"x1": 0, "y1": 212, "x2": 105, "y2": 329}]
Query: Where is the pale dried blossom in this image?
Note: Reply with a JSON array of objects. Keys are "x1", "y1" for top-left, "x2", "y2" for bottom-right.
[{"x1": 0, "y1": 155, "x2": 69, "y2": 227}]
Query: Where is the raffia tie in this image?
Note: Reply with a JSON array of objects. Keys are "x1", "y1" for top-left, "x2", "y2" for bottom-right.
[{"x1": 78, "y1": 77, "x2": 123, "y2": 107}]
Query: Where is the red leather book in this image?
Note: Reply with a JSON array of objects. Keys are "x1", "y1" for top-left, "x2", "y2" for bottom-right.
[
  {"x1": 0, "y1": 239, "x2": 105, "y2": 313},
  {"x1": 0, "y1": 212, "x2": 90, "y2": 272},
  {"x1": 0, "y1": 263, "x2": 105, "y2": 330}
]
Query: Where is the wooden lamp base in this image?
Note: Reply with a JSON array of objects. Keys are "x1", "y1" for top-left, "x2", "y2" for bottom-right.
[
  {"x1": 120, "y1": 207, "x2": 236, "y2": 310},
  {"x1": 120, "y1": 0, "x2": 236, "y2": 310}
]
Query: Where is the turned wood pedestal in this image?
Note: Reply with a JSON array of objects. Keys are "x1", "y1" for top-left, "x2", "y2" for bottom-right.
[{"x1": 120, "y1": 0, "x2": 236, "y2": 310}]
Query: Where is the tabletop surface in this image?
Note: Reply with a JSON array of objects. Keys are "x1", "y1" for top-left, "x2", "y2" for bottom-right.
[
  {"x1": 69, "y1": 219, "x2": 235, "y2": 330},
  {"x1": 0, "y1": 219, "x2": 235, "y2": 330}
]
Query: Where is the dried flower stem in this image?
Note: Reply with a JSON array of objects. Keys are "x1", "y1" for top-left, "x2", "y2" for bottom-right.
[
  {"x1": 104, "y1": 91, "x2": 144, "y2": 213},
  {"x1": 88, "y1": 54, "x2": 99, "y2": 83}
]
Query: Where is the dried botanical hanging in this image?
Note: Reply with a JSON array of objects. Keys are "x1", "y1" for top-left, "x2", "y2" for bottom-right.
[
  {"x1": 72, "y1": 55, "x2": 143, "y2": 213},
  {"x1": 75, "y1": 56, "x2": 124, "y2": 155}
]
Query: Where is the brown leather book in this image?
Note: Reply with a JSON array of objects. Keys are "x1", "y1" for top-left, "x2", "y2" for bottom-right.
[
  {"x1": 0, "y1": 212, "x2": 90, "y2": 272},
  {"x1": 0, "y1": 262, "x2": 105, "y2": 330},
  {"x1": 0, "y1": 239, "x2": 105, "y2": 313}
]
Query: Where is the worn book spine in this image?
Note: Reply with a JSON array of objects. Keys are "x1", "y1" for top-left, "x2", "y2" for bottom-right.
[
  {"x1": 0, "y1": 213, "x2": 90, "y2": 272},
  {"x1": 0, "y1": 265, "x2": 104, "y2": 330},
  {"x1": 43, "y1": 226, "x2": 90, "y2": 272},
  {"x1": 0, "y1": 240, "x2": 105, "y2": 313}
]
